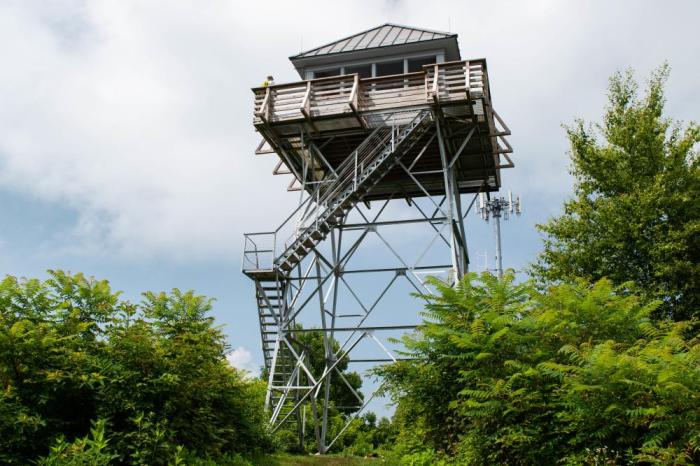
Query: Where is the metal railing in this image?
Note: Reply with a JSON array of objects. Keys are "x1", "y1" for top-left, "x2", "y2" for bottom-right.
[{"x1": 242, "y1": 232, "x2": 276, "y2": 271}]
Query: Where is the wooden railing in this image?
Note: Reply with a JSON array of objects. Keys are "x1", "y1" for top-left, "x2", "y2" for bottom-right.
[
  {"x1": 253, "y1": 59, "x2": 488, "y2": 124},
  {"x1": 425, "y1": 60, "x2": 486, "y2": 102}
]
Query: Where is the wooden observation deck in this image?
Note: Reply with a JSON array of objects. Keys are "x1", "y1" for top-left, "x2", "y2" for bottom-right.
[{"x1": 253, "y1": 59, "x2": 512, "y2": 200}]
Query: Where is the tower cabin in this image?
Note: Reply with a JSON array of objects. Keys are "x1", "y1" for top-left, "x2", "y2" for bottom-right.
[{"x1": 253, "y1": 23, "x2": 512, "y2": 202}]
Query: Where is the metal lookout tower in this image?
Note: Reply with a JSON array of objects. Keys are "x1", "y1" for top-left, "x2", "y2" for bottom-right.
[{"x1": 241, "y1": 24, "x2": 514, "y2": 452}]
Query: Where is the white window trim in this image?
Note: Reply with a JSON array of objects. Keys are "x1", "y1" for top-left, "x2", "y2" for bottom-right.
[{"x1": 305, "y1": 49, "x2": 446, "y2": 79}]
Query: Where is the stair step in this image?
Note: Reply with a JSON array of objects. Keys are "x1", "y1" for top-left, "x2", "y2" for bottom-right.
[{"x1": 280, "y1": 262, "x2": 293, "y2": 272}]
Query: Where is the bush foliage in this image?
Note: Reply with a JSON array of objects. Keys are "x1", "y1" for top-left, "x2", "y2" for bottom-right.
[
  {"x1": 378, "y1": 273, "x2": 700, "y2": 464},
  {"x1": 0, "y1": 271, "x2": 270, "y2": 464}
]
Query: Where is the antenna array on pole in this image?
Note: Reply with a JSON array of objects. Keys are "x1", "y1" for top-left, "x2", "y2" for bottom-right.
[{"x1": 476, "y1": 190, "x2": 521, "y2": 278}]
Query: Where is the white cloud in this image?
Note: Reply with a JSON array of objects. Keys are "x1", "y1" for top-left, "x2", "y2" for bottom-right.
[
  {"x1": 0, "y1": 0, "x2": 696, "y2": 262},
  {"x1": 226, "y1": 346, "x2": 258, "y2": 375}
]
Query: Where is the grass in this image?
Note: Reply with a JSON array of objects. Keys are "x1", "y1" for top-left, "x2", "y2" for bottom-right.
[{"x1": 252, "y1": 453, "x2": 380, "y2": 465}]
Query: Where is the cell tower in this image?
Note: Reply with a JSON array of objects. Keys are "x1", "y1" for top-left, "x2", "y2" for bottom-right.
[
  {"x1": 242, "y1": 23, "x2": 513, "y2": 453},
  {"x1": 476, "y1": 191, "x2": 521, "y2": 278}
]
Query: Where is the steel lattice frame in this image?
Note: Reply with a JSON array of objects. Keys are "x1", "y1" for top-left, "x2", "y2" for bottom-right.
[{"x1": 244, "y1": 108, "x2": 498, "y2": 453}]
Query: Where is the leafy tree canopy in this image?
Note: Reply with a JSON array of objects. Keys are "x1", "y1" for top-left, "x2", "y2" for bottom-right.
[
  {"x1": 533, "y1": 65, "x2": 699, "y2": 321},
  {"x1": 0, "y1": 270, "x2": 270, "y2": 465}
]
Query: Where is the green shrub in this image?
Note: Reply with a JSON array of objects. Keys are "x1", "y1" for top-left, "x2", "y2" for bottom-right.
[
  {"x1": 0, "y1": 271, "x2": 271, "y2": 464},
  {"x1": 378, "y1": 273, "x2": 700, "y2": 465},
  {"x1": 37, "y1": 419, "x2": 117, "y2": 466}
]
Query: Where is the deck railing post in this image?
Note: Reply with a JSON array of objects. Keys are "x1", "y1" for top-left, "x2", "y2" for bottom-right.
[
  {"x1": 432, "y1": 64, "x2": 439, "y2": 102},
  {"x1": 256, "y1": 87, "x2": 271, "y2": 122},
  {"x1": 301, "y1": 81, "x2": 311, "y2": 118},
  {"x1": 348, "y1": 74, "x2": 359, "y2": 112},
  {"x1": 464, "y1": 60, "x2": 470, "y2": 97},
  {"x1": 424, "y1": 68, "x2": 429, "y2": 101}
]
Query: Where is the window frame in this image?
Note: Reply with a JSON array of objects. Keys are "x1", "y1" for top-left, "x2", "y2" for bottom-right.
[{"x1": 305, "y1": 49, "x2": 446, "y2": 79}]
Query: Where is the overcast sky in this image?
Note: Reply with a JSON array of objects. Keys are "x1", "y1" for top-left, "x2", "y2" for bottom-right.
[{"x1": 0, "y1": 0, "x2": 698, "y2": 393}]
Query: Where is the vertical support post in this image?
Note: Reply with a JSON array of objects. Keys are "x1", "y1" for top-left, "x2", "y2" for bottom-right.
[
  {"x1": 309, "y1": 372, "x2": 323, "y2": 453},
  {"x1": 435, "y1": 115, "x2": 465, "y2": 282},
  {"x1": 301, "y1": 405, "x2": 307, "y2": 450},
  {"x1": 296, "y1": 361, "x2": 304, "y2": 450},
  {"x1": 432, "y1": 64, "x2": 439, "y2": 101},
  {"x1": 451, "y1": 168, "x2": 469, "y2": 274},
  {"x1": 314, "y1": 256, "x2": 331, "y2": 454},
  {"x1": 494, "y1": 210, "x2": 503, "y2": 279}
]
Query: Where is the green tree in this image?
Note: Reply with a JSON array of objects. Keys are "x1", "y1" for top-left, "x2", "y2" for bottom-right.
[
  {"x1": 292, "y1": 329, "x2": 364, "y2": 415},
  {"x1": 378, "y1": 273, "x2": 700, "y2": 465},
  {"x1": 533, "y1": 65, "x2": 699, "y2": 321},
  {"x1": 0, "y1": 271, "x2": 270, "y2": 464}
]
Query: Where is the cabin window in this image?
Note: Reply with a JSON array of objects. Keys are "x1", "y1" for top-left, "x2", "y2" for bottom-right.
[
  {"x1": 345, "y1": 64, "x2": 372, "y2": 79},
  {"x1": 375, "y1": 60, "x2": 404, "y2": 77},
  {"x1": 314, "y1": 68, "x2": 341, "y2": 78},
  {"x1": 407, "y1": 56, "x2": 437, "y2": 73}
]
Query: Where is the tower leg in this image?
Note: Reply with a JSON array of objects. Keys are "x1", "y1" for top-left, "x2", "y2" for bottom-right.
[
  {"x1": 314, "y1": 256, "x2": 330, "y2": 454},
  {"x1": 435, "y1": 114, "x2": 469, "y2": 282}
]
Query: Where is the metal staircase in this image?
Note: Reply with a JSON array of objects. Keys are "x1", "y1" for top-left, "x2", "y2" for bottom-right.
[
  {"x1": 256, "y1": 279, "x2": 302, "y2": 428},
  {"x1": 243, "y1": 109, "x2": 433, "y2": 428},
  {"x1": 275, "y1": 110, "x2": 433, "y2": 273}
]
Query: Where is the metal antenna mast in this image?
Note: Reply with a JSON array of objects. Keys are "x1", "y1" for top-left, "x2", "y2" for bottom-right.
[{"x1": 476, "y1": 191, "x2": 521, "y2": 278}]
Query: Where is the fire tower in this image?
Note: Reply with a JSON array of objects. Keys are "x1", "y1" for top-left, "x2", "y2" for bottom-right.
[{"x1": 242, "y1": 24, "x2": 513, "y2": 452}]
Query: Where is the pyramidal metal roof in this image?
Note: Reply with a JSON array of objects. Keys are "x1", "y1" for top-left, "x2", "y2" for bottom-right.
[{"x1": 291, "y1": 23, "x2": 456, "y2": 59}]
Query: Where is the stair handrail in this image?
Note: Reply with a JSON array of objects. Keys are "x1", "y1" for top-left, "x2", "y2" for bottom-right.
[
  {"x1": 275, "y1": 110, "x2": 431, "y2": 266},
  {"x1": 309, "y1": 130, "x2": 391, "y2": 217},
  {"x1": 313, "y1": 110, "x2": 428, "y2": 213}
]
